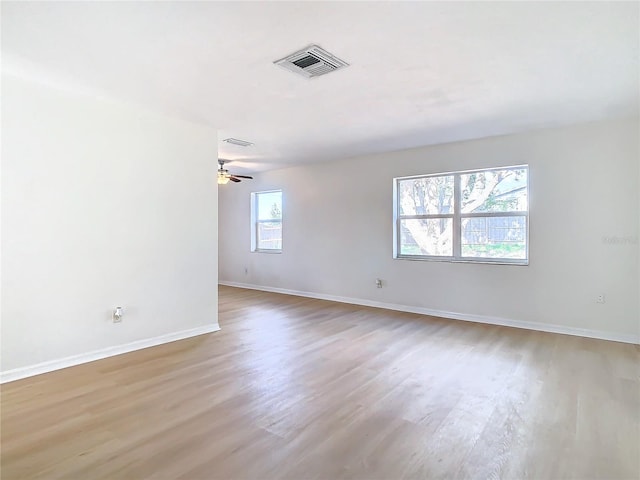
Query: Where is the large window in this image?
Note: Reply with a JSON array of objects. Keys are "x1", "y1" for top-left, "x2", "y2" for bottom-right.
[
  {"x1": 251, "y1": 190, "x2": 282, "y2": 252},
  {"x1": 394, "y1": 165, "x2": 528, "y2": 264}
]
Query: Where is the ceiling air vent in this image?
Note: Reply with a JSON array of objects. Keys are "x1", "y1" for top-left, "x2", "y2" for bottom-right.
[
  {"x1": 223, "y1": 138, "x2": 253, "y2": 147},
  {"x1": 274, "y1": 45, "x2": 349, "y2": 79}
]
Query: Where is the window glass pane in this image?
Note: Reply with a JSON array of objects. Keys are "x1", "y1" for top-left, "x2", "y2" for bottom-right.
[
  {"x1": 400, "y1": 218, "x2": 452, "y2": 256},
  {"x1": 257, "y1": 191, "x2": 282, "y2": 220},
  {"x1": 257, "y1": 221, "x2": 282, "y2": 250},
  {"x1": 461, "y1": 216, "x2": 527, "y2": 259},
  {"x1": 460, "y1": 168, "x2": 527, "y2": 213},
  {"x1": 398, "y1": 175, "x2": 454, "y2": 216}
]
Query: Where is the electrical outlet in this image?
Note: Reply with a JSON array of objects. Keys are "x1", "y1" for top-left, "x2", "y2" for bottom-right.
[
  {"x1": 113, "y1": 306, "x2": 123, "y2": 323},
  {"x1": 596, "y1": 294, "x2": 605, "y2": 304},
  {"x1": 376, "y1": 278, "x2": 383, "y2": 288},
  {"x1": 244, "y1": 267, "x2": 248, "y2": 275}
]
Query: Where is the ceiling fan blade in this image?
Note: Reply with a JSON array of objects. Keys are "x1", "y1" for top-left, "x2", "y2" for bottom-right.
[
  {"x1": 229, "y1": 176, "x2": 242, "y2": 183},
  {"x1": 231, "y1": 175, "x2": 253, "y2": 179}
]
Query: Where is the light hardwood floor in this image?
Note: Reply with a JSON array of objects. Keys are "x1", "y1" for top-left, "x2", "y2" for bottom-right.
[{"x1": 2, "y1": 285, "x2": 639, "y2": 479}]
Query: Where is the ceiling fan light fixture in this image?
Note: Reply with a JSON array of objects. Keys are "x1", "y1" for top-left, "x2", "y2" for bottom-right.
[{"x1": 217, "y1": 159, "x2": 253, "y2": 185}]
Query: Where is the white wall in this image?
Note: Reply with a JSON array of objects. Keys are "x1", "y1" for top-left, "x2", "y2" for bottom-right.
[
  {"x1": 219, "y1": 119, "x2": 639, "y2": 342},
  {"x1": 1, "y1": 73, "x2": 219, "y2": 376}
]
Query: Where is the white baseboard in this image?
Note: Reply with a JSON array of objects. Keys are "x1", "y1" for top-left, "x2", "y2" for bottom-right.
[
  {"x1": 219, "y1": 281, "x2": 640, "y2": 345},
  {"x1": 0, "y1": 324, "x2": 220, "y2": 384}
]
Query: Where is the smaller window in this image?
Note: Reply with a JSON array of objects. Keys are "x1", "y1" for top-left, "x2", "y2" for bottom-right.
[{"x1": 251, "y1": 190, "x2": 282, "y2": 252}]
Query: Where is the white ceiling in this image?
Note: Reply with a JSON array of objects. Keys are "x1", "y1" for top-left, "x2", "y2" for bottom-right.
[{"x1": 2, "y1": 1, "x2": 638, "y2": 174}]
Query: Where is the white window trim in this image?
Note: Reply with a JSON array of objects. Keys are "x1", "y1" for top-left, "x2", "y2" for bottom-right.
[
  {"x1": 251, "y1": 190, "x2": 283, "y2": 253},
  {"x1": 393, "y1": 165, "x2": 529, "y2": 265}
]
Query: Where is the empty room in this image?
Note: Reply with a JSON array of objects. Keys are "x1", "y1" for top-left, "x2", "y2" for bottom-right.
[{"x1": 1, "y1": 1, "x2": 639, "y2": 479}]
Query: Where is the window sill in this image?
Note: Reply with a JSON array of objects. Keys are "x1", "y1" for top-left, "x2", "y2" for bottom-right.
[
  {"x1": 394, "y1": 255, "x2": 528, "y2": 266},
  {"x1": 252, "y1": 249, "x2": 282, "y2": 254}
]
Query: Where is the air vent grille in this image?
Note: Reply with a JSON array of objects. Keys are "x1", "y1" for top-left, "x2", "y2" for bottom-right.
[
  {"x1": 223, "y1": 138, "x2": 253, "y2": 147},
  {"x1": 274, "y1": 45, "x2": 348, "y2": 78}
]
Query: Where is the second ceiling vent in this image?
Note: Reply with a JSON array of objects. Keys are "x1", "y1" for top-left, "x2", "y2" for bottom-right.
[{"x1": 274, "y1": 45, "x2": 349, "y2": 79}]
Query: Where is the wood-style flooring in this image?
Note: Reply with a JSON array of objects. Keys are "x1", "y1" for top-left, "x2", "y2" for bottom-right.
[{"x1": 2, "y1": 285, "x2": 639, "y2": 479}]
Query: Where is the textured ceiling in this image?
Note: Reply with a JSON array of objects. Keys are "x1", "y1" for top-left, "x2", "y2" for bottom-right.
[{"x1": 2, "y1": 1, "x2": 638, "y2": 174}]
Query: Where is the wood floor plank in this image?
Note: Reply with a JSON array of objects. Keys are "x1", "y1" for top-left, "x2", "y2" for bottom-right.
[{"x1": 2, "y1": 285, "x2": 639, "y2": 479}]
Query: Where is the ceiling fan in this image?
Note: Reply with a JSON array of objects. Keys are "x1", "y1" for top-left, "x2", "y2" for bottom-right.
[{"x1": 217, "y1": 159, "x2": 253, "y2": 185}]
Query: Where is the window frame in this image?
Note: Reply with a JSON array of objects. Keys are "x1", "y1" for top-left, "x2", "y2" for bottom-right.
[
  {"x1": 393, "y1": 165, "x2": 529, "y2": 265},
  {"x1": 251, "y1": 189, "x2": 283, "y2": 254}
]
